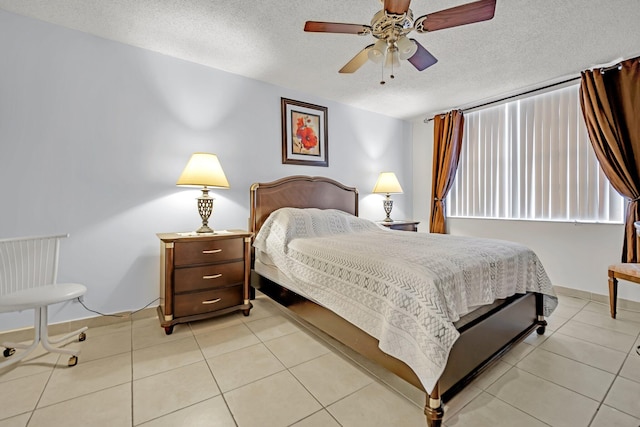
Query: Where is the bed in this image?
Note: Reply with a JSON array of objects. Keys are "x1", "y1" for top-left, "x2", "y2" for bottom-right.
[{"x1": 249, "y1": 175, "x2": 557, "y2": 427}]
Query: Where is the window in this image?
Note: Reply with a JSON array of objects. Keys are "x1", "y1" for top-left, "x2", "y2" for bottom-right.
[{"x1": 448, "y1": 84, "x2": 624, "y2": 223}]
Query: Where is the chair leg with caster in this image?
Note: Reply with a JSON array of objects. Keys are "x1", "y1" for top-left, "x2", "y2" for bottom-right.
[
  {"x1": 68, "y1": 355, "x2": 78, "y2": 367},
  {"x1": 38, "y1": 307, "x2": 87, "y2": 368}
]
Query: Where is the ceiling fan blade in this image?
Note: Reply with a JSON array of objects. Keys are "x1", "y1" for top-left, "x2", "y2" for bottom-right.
[
  {"x1": 414, "y1": 0, "x2": 496, "y2": 33},
  {"x1": 383, "y1": 0, "x2": 411, "y2": 15},
  {"x1": 407, "y1": 40, "x2": 438, "y2": 71},
  {"x1": 304, "y1": 21, "x2": 370, "y2": 35},
  {"x1": 339, "y1": 45, "x2": 374, "y2": 73}
]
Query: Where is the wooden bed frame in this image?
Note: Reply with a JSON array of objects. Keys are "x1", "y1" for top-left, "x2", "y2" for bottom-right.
[{"x1": 249, "y1": 175, "x2": 547, "y2": 427}]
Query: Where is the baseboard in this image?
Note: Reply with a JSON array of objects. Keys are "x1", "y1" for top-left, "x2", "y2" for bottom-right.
[
  {"x1": 554, "y1": 285, "x2": 640, "y2": 312},
  {"x1": 0, "y1": 306, "x2": 158, "y2": 345}
]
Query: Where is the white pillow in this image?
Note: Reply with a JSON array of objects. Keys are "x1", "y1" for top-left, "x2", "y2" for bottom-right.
[{"x1": 253, "y1": 208, "x2": 378, "y2": 257}]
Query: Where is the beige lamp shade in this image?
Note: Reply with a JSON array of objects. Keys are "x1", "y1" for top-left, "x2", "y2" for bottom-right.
[
  {"x1": 176, "y1": 153, "x2": 230, "y2": 188},
  {"x1": 372, "y1": 172, "x2": 403, "y2": 194}
]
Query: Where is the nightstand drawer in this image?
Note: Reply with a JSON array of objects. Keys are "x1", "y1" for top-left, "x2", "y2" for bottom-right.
[
  {"x1": 174, "y1": 261, "x2": 244, "y2": 293},
  {"x1": 174, "y1": 285, "x2": 243, "y2": 317},
  {"x1": 174, "y1": 238, "x2": 243, "y2": 266}
]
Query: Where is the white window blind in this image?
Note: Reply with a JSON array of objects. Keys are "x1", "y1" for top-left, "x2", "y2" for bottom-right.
[{"x1": 448, "y1": 84, "x2": 624, "y2": 223}]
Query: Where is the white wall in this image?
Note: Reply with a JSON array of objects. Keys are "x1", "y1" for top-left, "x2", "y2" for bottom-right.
[
  {"x1": 412, "y1": 118, "x2": 640, "y2": 304},
  {"x1": 0, "y1": 10, "x2": 413, "y2": 331}
]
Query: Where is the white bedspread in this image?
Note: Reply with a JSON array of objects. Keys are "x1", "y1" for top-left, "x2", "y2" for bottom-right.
[{"x1": 253, "y1": 208, "x2": 557, "y2": 393}]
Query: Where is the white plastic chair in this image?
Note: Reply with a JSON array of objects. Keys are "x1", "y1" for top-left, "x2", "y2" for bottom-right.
[{"x1": 0, "y1": 234, "x2": 87, "y2": 368}]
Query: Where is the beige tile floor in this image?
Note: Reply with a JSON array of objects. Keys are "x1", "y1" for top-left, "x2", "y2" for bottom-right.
[{"x1": 0, "y1": 293, "x2": 639, "y2": 427}]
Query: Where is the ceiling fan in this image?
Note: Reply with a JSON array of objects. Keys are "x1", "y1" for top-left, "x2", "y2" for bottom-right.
[{"x1": 304, "y1": 0, "x2": 497, "y2": 83}]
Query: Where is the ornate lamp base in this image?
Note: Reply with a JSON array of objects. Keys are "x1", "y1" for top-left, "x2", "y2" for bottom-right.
[
  {"x1": 196, "y1": 187, "x2": 215, "y2": 233},
  {"x1": 382, "y1": 194, "x2": 394, "y2": 222}
]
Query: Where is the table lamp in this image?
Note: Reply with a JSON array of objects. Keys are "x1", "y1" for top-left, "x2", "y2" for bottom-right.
[
  {"x1": 372, "y1": 172, "x2": 403, "y2": 222},
  {"x1": 176, "y1": 153, "x2": 229, "y2": 233}
]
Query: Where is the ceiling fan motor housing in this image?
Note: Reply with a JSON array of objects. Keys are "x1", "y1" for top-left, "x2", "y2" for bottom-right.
[{"x1": 370, "y1": 9, "x2": 413, "y2": 43}]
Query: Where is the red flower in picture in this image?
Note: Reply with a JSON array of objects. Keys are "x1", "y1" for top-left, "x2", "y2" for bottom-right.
[{"x1": 295, "y1": 116, "x2": 318, "y2": 150}]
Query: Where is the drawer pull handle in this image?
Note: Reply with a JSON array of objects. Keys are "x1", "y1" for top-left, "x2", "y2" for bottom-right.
[
  {"x1": 203, "y1": 274, "x2": 222, "y2": 280},
  {"x1": 202, "y1": 298, "x2": 221, "y2": 305},
  {"x1": 202, "y1": 249, "x2": 222, "y2": 254}
]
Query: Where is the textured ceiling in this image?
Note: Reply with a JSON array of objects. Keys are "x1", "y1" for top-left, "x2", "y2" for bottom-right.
[{"x1": 1, "y1": 0, "x2": 639, "y2": 120}]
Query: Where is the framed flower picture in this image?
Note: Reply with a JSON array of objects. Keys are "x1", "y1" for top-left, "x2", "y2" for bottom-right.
[{"x1": 281, "y1": 98, "x2": 328, "y2": 167}]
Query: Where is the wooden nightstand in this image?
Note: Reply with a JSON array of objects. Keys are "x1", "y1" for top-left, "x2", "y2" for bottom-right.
[
  {"x1": 376, "y1": 220, "x2": 420, "y2": 232},
  {"x1": 157, "y1": 230, "x2": 252, "y2": 334}
]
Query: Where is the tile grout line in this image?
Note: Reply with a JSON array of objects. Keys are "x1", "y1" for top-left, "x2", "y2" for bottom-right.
[
  {"x1": 256, "y1": 312, "x2": 384, "y2": 427},
  {"x1": 538, "y1": 330, "x2": 628, "y2": 373},
  {"x1": 190, "y1": 321, "x2": 240, "y2": 427},
  {"x1": 131, "y1": 322, "x2": 231, "y2": 426},
  {"x1": 478, "y1": 304, "x2": 635, "y2": 427},
  {"x1": 270, "y1": 303, "x2": 429, "y2": 410},
  {"x1": 203, "y1": 303, "x2": 397, "y2": 426},
  {"x1": 567, "y1": 304, "x2": 640, "y2": 425},
  {"x1": 587, "y1": 349, "x2": 639, "y2": 425},
  {"x1": 476, "y1": 329, "x2": 564, "y2": 426},
  {"x1": 27, "y1": 354, "x2": 59, "y2": 425}
]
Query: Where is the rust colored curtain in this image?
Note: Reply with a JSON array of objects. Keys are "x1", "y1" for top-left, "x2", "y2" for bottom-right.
[
  {"x1": 579, "y1": 57, "x2": 640, "y2": 262},
  {"x1": 429, "y1": 110, "x2": 464, "y2": 234}
]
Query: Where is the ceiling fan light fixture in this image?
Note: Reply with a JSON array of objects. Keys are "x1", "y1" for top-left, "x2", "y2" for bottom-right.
[
  {"x1": 396, "y1": 36, "x2": 418, "y2": 60},
  {"x1": 368, "y1": 39, "x2": 388, "y2": 63},
  {"x1": 384, "y1": 46, "x2": 400, "y2": 68}
]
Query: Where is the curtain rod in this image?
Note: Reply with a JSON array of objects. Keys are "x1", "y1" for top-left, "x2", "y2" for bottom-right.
[
  {"x1": 422, "y1": 57, "x2": 637, "y2": 123},
  {"x1": 423, "y1": 75, "x2": 580, "y2": 123}
]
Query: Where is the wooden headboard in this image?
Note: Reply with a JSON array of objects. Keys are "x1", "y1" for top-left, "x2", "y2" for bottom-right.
[{"x1": 249, "y1": 176, "x2": 359, "y2": 234}]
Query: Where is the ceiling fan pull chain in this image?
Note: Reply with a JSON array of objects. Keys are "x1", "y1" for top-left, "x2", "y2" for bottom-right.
[{"x1": 380, "y1": 61, "x2": 386, "y2": 85}]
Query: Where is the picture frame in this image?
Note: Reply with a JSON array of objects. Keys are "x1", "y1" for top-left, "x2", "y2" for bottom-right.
[{"x1": 281, "y1": 98, "x2": 328, "y2": 167}]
